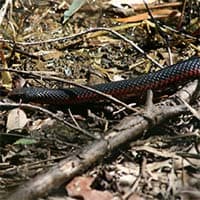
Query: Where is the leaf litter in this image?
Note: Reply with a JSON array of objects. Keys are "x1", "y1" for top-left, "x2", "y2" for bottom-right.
[{"x1": 0, "y1": 0, "x2": 200, "y2": 199}]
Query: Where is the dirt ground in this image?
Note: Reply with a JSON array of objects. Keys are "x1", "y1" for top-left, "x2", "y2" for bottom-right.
[{"x1": 0, "y1": 0, "x2": 200, "y2": 199}]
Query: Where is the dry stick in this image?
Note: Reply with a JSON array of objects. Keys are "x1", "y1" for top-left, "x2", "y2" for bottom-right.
[
  {"x1": 67, "y1": 108, "x2": 81, "y2": 129},
  {"x1": 133, "y1": 2, "x2": 182, "y2": 11},
  {"x1": 1, "y1": 22, "x2": 197, "y2": 45},
  {"x1": 6, "y1": 80, "x2": 198, "y2": 200},
  {"x1": 1, "y1": 28, "x2": 163, "y2": 112},
  {"x1": 0, "y1": 67, "x2": 139, "y2": 112},
  {"x1": 177, "y1": 0, "x2": 187, "y2": 30},
  {"x1": 143, "y1": 0, "x2": 173, "y2": 65},
  {"x1": 0, "y1": 0, "x2": 12, "y2": 25},
  {"x1": 0, "y1": 102, "x2": 96, "y2": 139},
  {"x1": 0, "y1": 27, "x2": 163, "y2": 68},
  {"x1": 162, "y1": 24, "x2": 199, "y2": 41},
  {"x1": 146, "y1": 20, "x2": 199, "y2": 42}
]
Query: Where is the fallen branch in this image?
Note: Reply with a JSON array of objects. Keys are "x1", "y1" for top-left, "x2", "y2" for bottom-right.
[{"x1": 7, "y1": 80, "x2": 198, "y2": 200}]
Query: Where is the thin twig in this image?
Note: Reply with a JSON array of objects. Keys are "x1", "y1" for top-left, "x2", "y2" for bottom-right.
[
  {"x1": 0, "y1": 27, "x2": 163, "y2": 68},
  {"x1": 177, "y1": 0, "x2": 187, "y2": 30},
  {"x1": 162, "y1": 24, "x2": 199, "y2": 41},
  {"x1": 0, "y1": 0, "x2": 12, "y2": 25},
  {"x1": 0, "y1": 102, "x2": 97, "y2": 139},
  {"x1": 143, "y1": 0, "x2": 173, "y2": 65},
  {"x1": 0, "y1": 67, "x2": 139, "y2": 113},
  {"x1": 68, "y1": 108, "x2": 81, "y2": 129}
]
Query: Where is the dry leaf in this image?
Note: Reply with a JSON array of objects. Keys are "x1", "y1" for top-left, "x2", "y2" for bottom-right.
[
  {"x1": 33, "y1": 50, "x2": 64, "y2": 61},
  {"x1": 29, "y1": 118, "x2": 55, "y2": 131},
  {"x1": 6, "y1": 108, "x2": 29, "y2": 132},
  {"x1": 127, "y1": 193, "x2": 145, "y2": 200},
  {"x1": 66, "y1": 176, "x2": 113, "y2": 200},
  {"x1": 116, "y1": 9, "x2": 180, "y2": 23},
  {"x1": 12, "y1": 76, "x2": 26, "y2": 89},
  {"x1": 0, "y1": 50, "x2": 12, "y2": 89},
  {"x1": 109, "y1": 0, "x2": 157, "y2": 8}
]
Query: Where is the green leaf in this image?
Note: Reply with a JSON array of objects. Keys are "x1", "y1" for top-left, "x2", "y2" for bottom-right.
[
  {"x1": 14, "y1": 138, "x2": 37, "y2": 145},
  {"x1": 63, "y1": 0, "x2": 86, "y2": 24}
]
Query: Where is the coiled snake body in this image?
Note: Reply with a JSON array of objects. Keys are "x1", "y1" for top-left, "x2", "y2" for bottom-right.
[{"x1": 8, "y1": 57, "x2": 200, "y2": 105}]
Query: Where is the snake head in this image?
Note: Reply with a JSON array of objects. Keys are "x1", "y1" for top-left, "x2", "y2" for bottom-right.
[
  {"x1": 7, "y1": 87, "x2": 76, "y2": 105},
  {"x1": 8, "y1": 88, "x2": 27, "y2": 102}
]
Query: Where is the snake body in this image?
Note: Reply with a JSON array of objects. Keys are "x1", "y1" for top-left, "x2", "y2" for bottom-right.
[{"x1": 8, "y1": 57, "x2": 200, "y2": 105}]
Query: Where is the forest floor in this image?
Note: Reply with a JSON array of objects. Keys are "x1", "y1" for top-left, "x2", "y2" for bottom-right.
[{"x1": 0, "y1": 0, "x2": 200, "y2": 199}]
